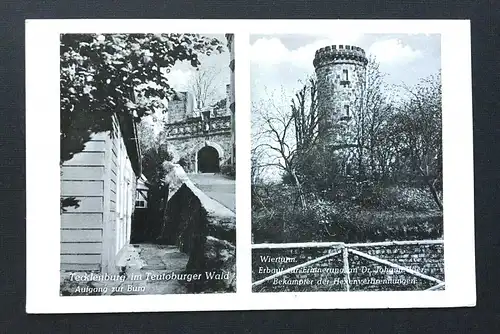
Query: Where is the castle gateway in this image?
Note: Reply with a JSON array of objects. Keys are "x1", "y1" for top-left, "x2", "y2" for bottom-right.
[{"x1": 161, "y1": 91, "x2": 232, "y2": 173}]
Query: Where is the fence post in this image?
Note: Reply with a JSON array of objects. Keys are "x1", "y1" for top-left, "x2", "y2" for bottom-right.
[{"x1": 342, "y1": 245, "x2": 350, "y2": 291}]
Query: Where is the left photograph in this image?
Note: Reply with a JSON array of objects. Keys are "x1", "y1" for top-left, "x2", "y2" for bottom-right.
[{"x1": 59, "y1": 33, "x2": 236, "y2": 295}]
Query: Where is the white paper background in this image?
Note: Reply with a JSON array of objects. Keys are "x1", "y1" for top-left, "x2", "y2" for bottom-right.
[{"x1": 26, "y1": 19, "x2": 475, "y2": 313}]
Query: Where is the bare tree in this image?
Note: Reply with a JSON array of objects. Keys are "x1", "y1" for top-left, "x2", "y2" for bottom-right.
[
  {"x1": 345, "y1": 57, "x2": 395, "y2": 181},
  {"x1": 190, "y1": 66, "x2": 224, "y2": 109},
  {"x1": 252, "y1": 80, "x2": 322, "y2": 208},
  {"x1": 252, "y1": 90, "x2": 306, "y2": 208},
  {"x1": 395, "y1": 72, "x2": 442, "y2": 210},
  {"x1": 291, "y1": 77, "x2": 320, "y2": 152},
  {"x1": 251, "y1": 143, "x2": 268, "y2": 186},
  {"x1": 363, "y1": 59, "x2": 393, "y2": 179}
]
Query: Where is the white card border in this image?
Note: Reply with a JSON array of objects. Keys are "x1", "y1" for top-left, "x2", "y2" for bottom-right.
[{"x1": 26, "y1": 19, "x2": 475, "y2": 313}]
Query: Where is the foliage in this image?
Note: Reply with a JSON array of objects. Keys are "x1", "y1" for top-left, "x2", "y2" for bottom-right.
[
  {"x1": 252, "y1": 79, "x2": 321, "y2": 208},
  {"x1": 220, "y1": 163, "x2": 236, "y2": 178},
  {"x1": 60, "y1": 197, "x2": 80, "y2": 213},
  {"x1": 391, "y1": 72, "x2": 443, "y2": 209},
  {"x1": 136, "y1": 117, "x2": 158, "y2": 154},
  {"x1": 359, "y1": 185, "x2": 438, "y2": 212},
  {"x1": 252, "y1": 183, "x2": 443, "y2": 244},
  {"x1": 251, "y1": 63, "x2": 443, "y2": 243},
  {"x1": 141, "y1": 142, "x2": 172, "y2": 186},
  {"x1": 60, "y1": 33, "x2": 224, "y2": 165},
  {"x1": 211, "y1": 97, "x2": 227, "y2": 112},
  {"x1": 138, "y1": 141, "x2": 173, "y2": 243},
  {"x1": 60, "y1": 33, "x2": 224, "y2": 211},
  {"x1": 285, "y1": 141, "x2": 343, "y2": 196}
]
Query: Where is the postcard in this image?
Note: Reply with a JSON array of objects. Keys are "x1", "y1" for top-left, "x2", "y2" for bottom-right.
[{"x1": 26, "y1": 19, "x2": 475, "y2": 313}]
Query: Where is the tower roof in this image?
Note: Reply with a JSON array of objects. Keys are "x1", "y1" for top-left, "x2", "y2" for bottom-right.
[{"x1": 313, "y1": 44, "x2": 368, "y2": 69}]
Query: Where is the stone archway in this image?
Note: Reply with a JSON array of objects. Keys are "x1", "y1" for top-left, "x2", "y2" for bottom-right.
[
  {"x1": 197, "y1": 146, "x2": 220, "y2": 173},
  {"x1": 194, "y1": 141, "x2": 225, "y2": 173}
]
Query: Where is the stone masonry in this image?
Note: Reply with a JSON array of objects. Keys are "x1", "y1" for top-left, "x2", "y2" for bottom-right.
[
  {"x1": 226, "y1": 33, "x2": 236, "y2": 166},
  {"x1": 252, "y1": 243, "x2": 444, "y2": 292},
  {"x1": 160, "y1": 34, "x2": 235, "y2": 173},
  {"x1": 313, "y1": 45, "x2": 368, "y2": 173},
  {"x1": 159, "y1": 162, "x2": 236, "y2": 292},
  {"x1": 161, "y1": 91, "x2": 232, "y2": 173}
]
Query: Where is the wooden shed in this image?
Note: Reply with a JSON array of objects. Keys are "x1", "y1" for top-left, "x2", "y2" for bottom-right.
[{"x1": 60, "y1": 113, "x2": 141, "y2": 273}]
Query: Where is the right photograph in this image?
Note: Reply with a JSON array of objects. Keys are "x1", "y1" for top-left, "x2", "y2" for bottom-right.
[{"x1": 250, "y1": 34, "x2": 444, "y2": 292}]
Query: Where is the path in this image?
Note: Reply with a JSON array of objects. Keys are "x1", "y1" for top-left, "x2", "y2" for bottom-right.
[
  {"x1": 187, "y1": 173, "x2": 236, "y2": 212},
  {"x1": 111, "y1": 244, "x2": 190, "y2": 295}
]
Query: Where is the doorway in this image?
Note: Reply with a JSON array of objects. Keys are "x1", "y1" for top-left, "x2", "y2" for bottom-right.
[{"x1": 197, "y1": 146, "x2": 220, "y2": 173}]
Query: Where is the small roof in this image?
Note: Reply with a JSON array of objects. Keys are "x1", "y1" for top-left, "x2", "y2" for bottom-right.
[{"x1": 137, "y1": 174, "x2": 150, "y2": 188}]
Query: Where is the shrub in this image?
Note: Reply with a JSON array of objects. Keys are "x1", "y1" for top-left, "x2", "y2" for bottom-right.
[
  {"x1": 220, "y1": 163, "x2": 235, "y2": 178},
  {"x1": 252, "y1": 184, "x2": 443, "y2": 244},
  {"x1": 357, "y1": 184, "x2": 438, "y2": 212}
]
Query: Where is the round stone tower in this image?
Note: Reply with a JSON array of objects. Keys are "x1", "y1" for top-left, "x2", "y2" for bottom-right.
[{"x1": 313, "y1": 44, "x2": 368, "y2": 144}]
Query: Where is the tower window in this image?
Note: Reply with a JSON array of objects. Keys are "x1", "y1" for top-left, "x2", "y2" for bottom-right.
[
  {"x1": 343, "y1": 69, "x2": 349, "y2": 81},
  {"x1": 344, "y1": 105, "x2": 350, "y2": 117}
]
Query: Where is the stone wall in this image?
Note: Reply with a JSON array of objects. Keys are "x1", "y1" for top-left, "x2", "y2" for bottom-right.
[
  {"x1": 165, "y1": 132, "x2": 232, "y2": 172},
  {"x1": 226, "y1": 33, "x2": 236, "y2": 166},
  {"x1": 158, "y1": 162, "x2": 236, "y2": 292},
  {"x1": 160, "y1": 113, "x2": 232, "y2": 172},
  {"x1": 168, "y1": 92, "x2": 195, "y2": 123},
  {"x1": 252, "y1": 242, "x2": 444, "y2": 292}
]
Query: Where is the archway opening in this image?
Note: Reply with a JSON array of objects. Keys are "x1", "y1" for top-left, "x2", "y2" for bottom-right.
[{"x1": 197, "y1": 146, "x2": 220, "y2": 173}]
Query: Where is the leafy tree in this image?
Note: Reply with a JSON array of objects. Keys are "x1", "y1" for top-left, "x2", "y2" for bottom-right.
[
  {"x1": 60, "y1": 33, "x2": 224, "y2": 212},
  {"x1": 252, "y1": 79, "x2": 334, "y2": 207},
  {"x1": 136, "y1": 117, "x2": 158, "y2": 154},
  {"x1": 142, "y1": 143, "x2": 172, "y2": 186},
  {"x1": 60, "y1": 33, "x2": 224, "y2": 165}
]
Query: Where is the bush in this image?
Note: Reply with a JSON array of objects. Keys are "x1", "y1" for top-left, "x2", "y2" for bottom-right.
[
  {"x1": 357, "y1": 184, "x2": 439, "y2": 212},
  {"x1": 252, "y1": 188, "x2": 356, "y2": 243},
  {"x1": 178, "y1": 157, "x2": 188, "y2": 168},
  {"x1": 251, "y1": 183, "x2": 443, "y2": 244},
  {"x1": 220, "y1": 163, "x2": 235, "y2": 178},
  {"x1": 252, "y1": 186, "x2": 322, "y2": 242}
]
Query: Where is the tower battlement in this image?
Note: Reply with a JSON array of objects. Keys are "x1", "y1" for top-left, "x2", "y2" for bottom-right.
[{"x1": 313, "y1": 45, "x2": 368, "y2": 69}]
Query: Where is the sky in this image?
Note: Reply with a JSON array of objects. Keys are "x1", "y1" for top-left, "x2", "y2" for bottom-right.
[
  {"x1": 143, "y1": 33, "x2": 230, "y2": 136},
  {"x1": 250, "y1": 33, "x2": 441, "y2": 104}
]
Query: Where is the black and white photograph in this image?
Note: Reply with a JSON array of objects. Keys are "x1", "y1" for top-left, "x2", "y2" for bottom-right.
[
  {"x1": 26, "y1": 19, "x2": 474, "y2": 313},
  {"x1": 251, "y1": 33, "x2": 445, "y2": 292},
  {"x1": 59, "y1": 32, "x2": 236, "y2": 295}
]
